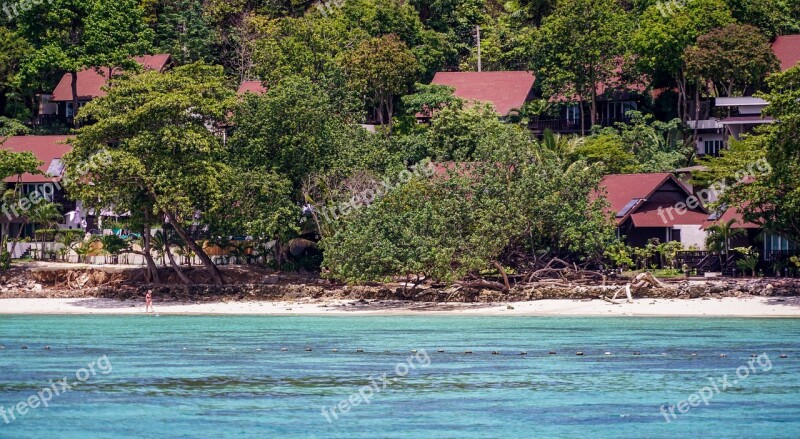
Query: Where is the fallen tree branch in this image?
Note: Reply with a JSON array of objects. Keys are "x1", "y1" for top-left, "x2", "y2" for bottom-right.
[{"x1": 492, "y1": 261, "x2": 511, "y2": 290}]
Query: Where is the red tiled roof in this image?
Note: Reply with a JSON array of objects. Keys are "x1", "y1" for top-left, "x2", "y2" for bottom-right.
[
  {"x1": 630, "y1": 201, "x2": 709, "y2": 227},
  {"x1": 133, "y1": 54, "x2": 172, "y2": 71},
  {"x1": 597, "y1": 173, "x2": 707, "y2": 227},
  {"x1": 703, "y1": 205, "x2": 761, "y2": 230},
  {"x1": 51, "y1": 54, "x2": 172, "y2": 102},
  {"x1": 1, "y1": 135, "x2": 73, "y2": 183},
  {"x1": 598, "y1": 173, "x2": 672, "y2": 215},
  {"x1": 430, "y1": 71, "x2": 535, "y2": 116},
  {"x1": 772, "y1": 35, "x2": 800, "y2": 72},
  {"x1": 237, "y1": 80, "x2": 268, "y2": 95}
]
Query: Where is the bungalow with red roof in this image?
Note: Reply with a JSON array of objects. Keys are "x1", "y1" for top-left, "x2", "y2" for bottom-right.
[
  {"x1": 598, "y1": 173, "x2": 710, "y2": 248},
  {"x1": 0, "y1": 135, "x2": 82, "y2": 241},
  {"x1": 37, "y1": 54, "x2": 172, "y2": 127},
  {"x1": 531, "y1": 61, "x2": 648, "y2": 135},
  {"x1": 417, "y1": 71, "x2": 536, "y2": 122}
]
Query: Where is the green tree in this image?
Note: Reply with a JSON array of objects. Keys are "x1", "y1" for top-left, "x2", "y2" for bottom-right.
[
  {"x1": 426, "y1": 103, "x2": 518, "y2": 161},
  {"x1": 683, "y1": 24, "x2": 779, "y2": 98},
  {"x1": 0, "y1": 27, "x2": 30, "y2": 119},
  {"x1": 17, "y1": 0, "x2": 153, "y2": 124},
  {"x1": 725, "y1": 0, "x2": 789, "y2": 37},
  {"x1": 322, "y1": 130, "x2": 614, "y2": 285},
  {"x1": 630, "y1": 0, "x2": 734, "y2": 121},
  {"x1": 98, "y1": 233, "x2": 129, "y2": 264},
  {"x1": 230, "y1": 75, "x2": 352, "y2": 188},
  {"x1": 340, "y1": 34, "x2": 418, "y2": 134},
  {"x1": 28, "y1": 202, "x2": 62, "y2": 260},
  {"x1": 64, "y1": 63, "x2": 235, "y2": 285},
  {"x1": 532, "y1": 0, "x2": 629, "y2": 133},
  {"x1": 573, "y1": 133, "x2": 637, "y2": 174},
  {"x1": 401, "y1": 83, "x2": 463, "y2": 116},
  {"x1": 0, "y1": 148, "x2": 43, "y2": 267},
  {"x1": 0, "y1": 117, "x2": 29, "y2": 137},
  {"x1": 591, "y1": 111, "x2": 689, "y2": 172},
  {"x1": 706, "y1": 218, "x2": 746, "y2": 268},
  {"x1": 142, "y1": 0, "x2": 216, "y2": 65}
]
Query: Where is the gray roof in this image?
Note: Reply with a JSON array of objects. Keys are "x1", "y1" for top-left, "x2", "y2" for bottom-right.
[{"x1": 715, "y1": 97, "x2": 769, "y2": 107}]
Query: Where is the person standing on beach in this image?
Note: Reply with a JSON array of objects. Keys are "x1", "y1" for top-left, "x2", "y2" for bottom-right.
[{"x1": 145, "y1": 290, "x2": 153, "y2": 313}]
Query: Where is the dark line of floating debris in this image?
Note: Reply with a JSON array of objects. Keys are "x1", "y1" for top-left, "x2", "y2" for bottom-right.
[{"x1": 1, "y1": 344, "x2": 791, "y2": 359}]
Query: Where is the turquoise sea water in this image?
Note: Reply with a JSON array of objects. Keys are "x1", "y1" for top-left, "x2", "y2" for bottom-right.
[{"x1": 1, "y1": 315, "x2": 799, "y2": 438}]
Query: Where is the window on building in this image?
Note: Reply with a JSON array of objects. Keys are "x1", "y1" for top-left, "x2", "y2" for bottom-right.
[
  {"x1": 20, "y1": 183, "x2": 55, "y2": 201},
  {"x1": 763, "y1": 234, "x2": 798, "y2": 260},
  {"x1": 704, "y1": 140, "x2": 723, "y2": 156},
  {"x1": 566, "y1": 105, "x2": 580, "y2": 123},
  {"x1": 65, "y1": 101, "x2": 86, "y2": 118},
  {"x1": 607, "y1": 101, "x2": 638, "y2": 122}
]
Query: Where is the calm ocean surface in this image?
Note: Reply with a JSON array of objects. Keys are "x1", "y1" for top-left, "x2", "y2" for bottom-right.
[{"x1": 1, "y1": 315, "x2": 799, "y2": 438}]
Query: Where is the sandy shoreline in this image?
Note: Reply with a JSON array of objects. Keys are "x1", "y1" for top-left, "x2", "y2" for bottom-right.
[{"x1": 1, "y1": 296, "x2": 799, "y2": 317}]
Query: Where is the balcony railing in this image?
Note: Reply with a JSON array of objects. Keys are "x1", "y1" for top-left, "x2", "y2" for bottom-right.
[{"x1": 529, "y1": 116, "x2": 633, "y2": 133}]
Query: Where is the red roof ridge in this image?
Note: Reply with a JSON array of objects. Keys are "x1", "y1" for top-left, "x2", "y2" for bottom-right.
[
  {"x1": 429, "y1": 71, "x2": 535, "y2": 116},
  {"x1": 772, "y1": 34, "x2": 800, "y2": 72},
  {"x1": 1, "y1": 135, "x2": 74, "y2": 183},
  {"x1": 598, "y1": 173, "x2": 702, "y2": 226},
  {"x1": 51, "y1": 53, "x2": 172, "y2": 102}
]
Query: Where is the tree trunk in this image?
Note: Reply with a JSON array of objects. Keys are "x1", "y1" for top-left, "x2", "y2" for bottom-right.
[
  {"x1": 141, "y1": 225, "x2": 161, "y2": 284},
  {"x1": 163, "y1": 231, "x2": 191, "y2": 285},
  {"x1": 165, "y1": 212, "x2": 223, "y2": 285},
  {"x1": 579, "y1": 96, "x2": 585, "y2": 136},
  {"x1": 386, "y1": 92, "x2": 393, "y2": 136},
  {"x1": 590, "y1": 70, "x2": 597, "y2": 128},
  {"x1": 70, "y1": 70, "x2": 80, "y2": 128},
  {"x1": 693, "y1": 79, "x2": 700, "y2": 145},
  {"x1": 678, "y1": 71, "x2": 689, "y2": 123},
  {"x1": 8, "y1": 221, "x2": 26, "y2": 259}
]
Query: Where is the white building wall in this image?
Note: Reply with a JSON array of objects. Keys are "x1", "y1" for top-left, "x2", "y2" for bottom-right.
[{"x1": 674, "y1": 225, "x2": 707, "y2": 250}]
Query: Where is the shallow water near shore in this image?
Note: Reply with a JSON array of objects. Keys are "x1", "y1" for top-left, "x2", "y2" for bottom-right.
[{"x1": 1, "y1": 315, "x2": 799, "y2": 438}]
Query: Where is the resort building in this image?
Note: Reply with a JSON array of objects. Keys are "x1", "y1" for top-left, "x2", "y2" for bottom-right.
[
  {"x1": 687, "y1": 34, "x2": 800, "y2": 157},
  {"x1": 418, "y1": 71, "x2": 536, "y2": 121},
  {"x1": 772, "y1": 34, "x2": 800, "y2": 72},
  {"x1": 0, "y1": 135, "x2": 82, "y2": 245},
  {"x1": 599, "y1": 173, "x2": 709, "y2": 249},
  {"x1": 531, "y1": 75, "x2": 647, "y2": 135},
  {"x1": 33, "y1": 54, "x2": 173, "y2": 128}
]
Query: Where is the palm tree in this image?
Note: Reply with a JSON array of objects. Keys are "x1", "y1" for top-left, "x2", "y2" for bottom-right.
[
  {"x1": 55, "y1": 230, "x2": 81, "y2": 262},
  {"x1": 706, "y1": 218, "x2": 746, "y2": 268},
  {"x1": 99, "y1": 234, "x2": 129, "y2": 264},
  {"x1": 27, "y1": 202, "x2": 62, "y2": 260},
  {"x1": 539, "y1": 129, "x2": 584, "y2": 168},
  {"x1": 149, "y1": 230, "x2": 169, "y2": 266}
]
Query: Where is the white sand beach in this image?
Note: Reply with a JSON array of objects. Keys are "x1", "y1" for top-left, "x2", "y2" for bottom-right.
[{"x1": 1, "y1": 296, "x2": 798, "y2": 317}]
